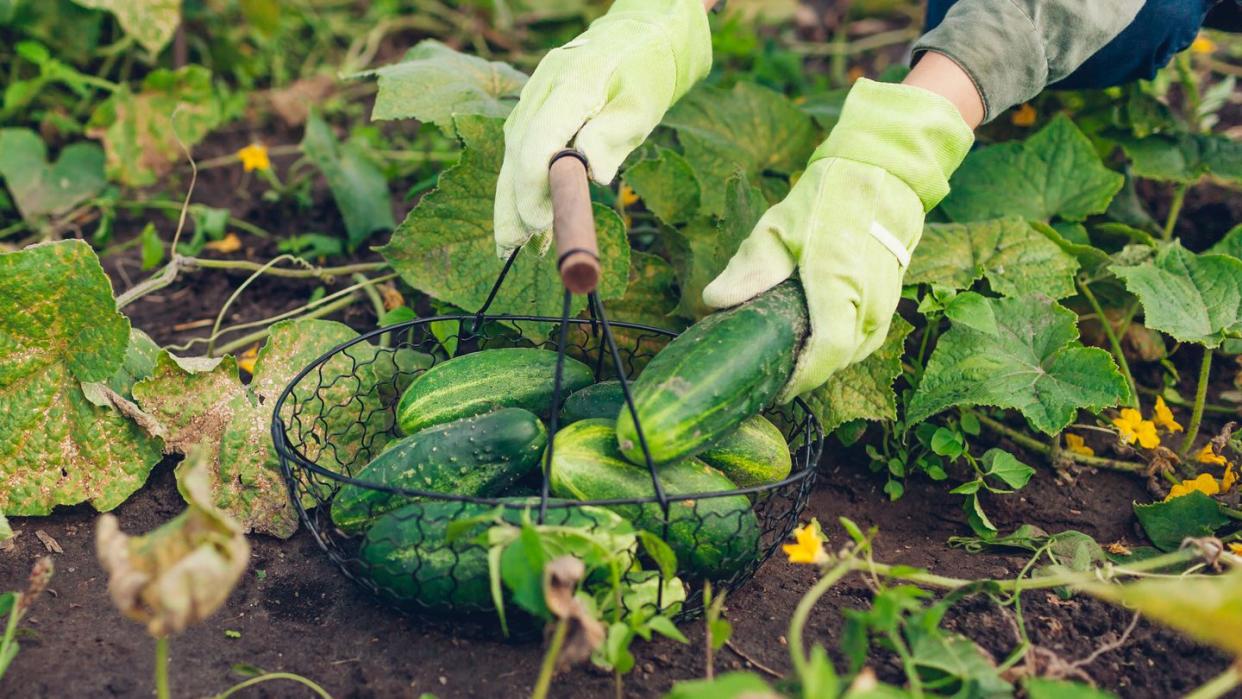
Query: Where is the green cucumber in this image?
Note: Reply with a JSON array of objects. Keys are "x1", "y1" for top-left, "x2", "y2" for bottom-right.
[
  {"x1": 549, "y1": 419, "x2": 759, "y2": 579},
  {"x1": 331, "y1": 408, "x2": 546, "y2": 534},
  {"x1": 361, "y1": 499, "x2": 626, "y2": 613},
  {"x1": 615, "y1": 280, "x2": 807, "y2": 465},
  {"x1": 698, "y1": 415, "x2": 791, "y2": 488},
  {"x1": 397, "y1": 348, "x2": 593, "y2": 434},
  {"x1": 559, "y1": 381, "x2": 626, "y2": 423}
]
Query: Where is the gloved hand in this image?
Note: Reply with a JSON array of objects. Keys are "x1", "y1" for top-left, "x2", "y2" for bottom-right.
[
  {"x1": 702, "y1": 78, "x2": 974, "y2": 401},
  {"x1": 494, "y1": 0, "x2": 712, "y2": 257}
]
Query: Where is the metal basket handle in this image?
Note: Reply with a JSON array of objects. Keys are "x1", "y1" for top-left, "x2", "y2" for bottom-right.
[{"x1": 549, "y1": 149, "x2": 600, "y2": 295}]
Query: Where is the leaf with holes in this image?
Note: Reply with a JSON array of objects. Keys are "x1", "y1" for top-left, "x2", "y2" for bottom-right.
[
  {"x1": 0, "y1": 240, "x2": 163, "y2": 516},
  {"x1": 0, "y1": 129, "x2": 105, "y2": 223},
  {"x1": 803, "y1": 316, "x2": 912, "y2": 434},
  {"x1": 301, "y1": 112, "x2": 395, "y2": 249},
  {"x1": 908, "y1": 295, "x2": 1129, "y2": 435},
  {"x1": 908, "y1": 218, "x2": 1080, "y2": 298},
  {"x1": 1112, "y1": 242, "x2": 1242, "y2": 348}
]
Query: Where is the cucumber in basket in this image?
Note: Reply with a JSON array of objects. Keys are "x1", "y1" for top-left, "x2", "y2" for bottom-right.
[
  {"x1": 558, "y1": 380, "x2": 626, "y2": 423},
  {"x1": 331, "y1": 408, "x2": 546, "y2": 534},
  {"x1": 615, "y1": 280, "x2": 807, "y2": 465},
  {"x1": 396, "y1": 348, "x2": 593, "y2": 434},
  {"x1": 698, "y1": 414, "x2": 792, "y2": 488},
  {"x1": 549, "y1": 419, "x2": 760, "y2": 579},
  {"x1": 361, "y1": 499, "x2": 627, "y2": 613}
]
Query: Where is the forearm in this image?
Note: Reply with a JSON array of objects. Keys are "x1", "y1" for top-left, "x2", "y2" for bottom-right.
[{"x1": 903, "y1": 51, "x2": 984, "y2": 129}]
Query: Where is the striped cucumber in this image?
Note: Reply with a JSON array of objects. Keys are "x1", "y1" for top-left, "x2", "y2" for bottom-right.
[
  {"x1": 699, "y1": 415, "x2": 791, "y2": 488},
  {"x1": 559, "y1": 381, "x2": 626, "y2": 423}
]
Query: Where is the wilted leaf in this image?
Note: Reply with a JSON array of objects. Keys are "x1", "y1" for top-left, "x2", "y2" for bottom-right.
[
  {"x1": 803, "y1": 316, "x2": 912, "y2": 433},
  {"x1": 1086, "y1": 567, "x2": 1242, "y2": 657},
  {"x1": 96, "y1": 448, "x2": 250, "y2": 637},
  {"x1": 1119, "y1": 132, "x2": 1242, "y2": 184},
  {"x1": 377, "y1": 115, "x2": 629, "y2": 335},
  {"x1": 358, "y1": 39, "x2": 527, "y2": 131},
  {"x1": 662, "y1": 82, "x2": 817, "y2": 215},
  {"x1": 623, "y1": 146, "x2": 700, "y2": 225},
  {"x1": 1112, "y1": 242, "x2": 1242, "y2": 348},
  {"x1": 0, "y1": 129, "x2": 105, "y2": 223},
  {"x1": 132, "y1": 319, "x2": 402, "y2": 537},
  {"x1": 941, "y1": 115, "x2": 1123, "y2": 222},
  {"x1": 72, "y1": 0, "x2": 179, "y2": 55},
  {"x1": 1133, "y1": 491, "x2": 1229, "y2": 551},
  {"x1": 301, "y1": 112, "x2": 394, "y2": 250},
  {"x1": 87, "y1": 66, "x2": 227, "y2": 187},
  {"x1": 0, "y1": 240, "x2": 163, "y2": 516},
  {"x1": 908, "y1": 295, "x2": 1129, "y2": 434},
  {"x1": 909, "y1": 218, "x2": 1079, "y2": 298}
]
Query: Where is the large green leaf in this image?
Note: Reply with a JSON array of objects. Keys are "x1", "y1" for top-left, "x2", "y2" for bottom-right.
[
  {"x1": 107, "y1": 327, "x2": 160, "y2": 400},
  {"x1": 359, "y1": 39, "x2": 527, "y2": 131},
  {"x1": 1119, "y1": 132, "x2": 1242, "y2": 184},
  {"x1": 377, "y1": 115, "x2": 629, "y2": 332},
  {"x1": 941, "y1": 115, "x2": 1123, "y2": 222},
  {"x1": 0, "y1": 240, "x2": 162, "y2": 516},
  {"x1": 1112, "y1": 242, "x2": 1242, "y2": 348},
  {"x1": 132, "y1": 319, "x2": 403, "y2": 538},
  {"x1": 87, "y1": 66, "x2": 227, "y2": 187},
  {"x1": 622, "y1": 146, "x2": 700, "y2": 226},
  {"x1": 1208, "y1": 223, "x2": 1242, "y2": 260},
  {"x1": 301, "y1": 112, "x2": 394, "y2": 249},
  {"x1": 72, "y1": 0, "x2": 179, "y2": 55},
  {"x1": 907, "y1": 218, "x2": 1080, "y2": 298},
  {"x1": 662, "y1": 82, "x2": 817, "y2": 215},
  {"x1": 664, "y1": 172, "x2": 764, "y2": 320},
  {"x1": 908, "y1": 295, "x2": 1129, "y2": 434},
  {"x1": 0, "y1": 129, "x2": 105, "y2": 223},
  {"x1": 1087, "y1": 567, "x2": 1242, "y2": 657},
  {"x1": 1133, "y1": 492, "x2": 1229, "y2": 551},
  {"x1": 803, "y1": 316, "x2": 912, "y2": 434}
]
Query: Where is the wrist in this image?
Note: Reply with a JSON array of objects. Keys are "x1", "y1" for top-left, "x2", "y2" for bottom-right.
[{"x1": 903, "y1": 51, "x2": 985, "y2": 129}]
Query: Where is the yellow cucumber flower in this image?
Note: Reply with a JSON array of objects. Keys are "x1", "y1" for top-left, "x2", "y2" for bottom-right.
[
  {"x1": 1064, "y1": 433, "x2": 1095, "y2": 457},
  {"x1": 237, "y1": 143, "x2": 271, "y2": 172},
  {"x1": 1165, "y1": 473, "x2": 1221, "y2": 501},
  {"x1": 1112, "y1": 408, "x2": 1159, "y2": 449},
  {"x1": 1152, "y1": 397, "x2": 1182, "y2": 433},
  {"x1": 784, "y1": 521, "x2": 828, "y2": 565},
  {"x1": 1195, "y1": 443, "x2": 1228, "y2": 466}
]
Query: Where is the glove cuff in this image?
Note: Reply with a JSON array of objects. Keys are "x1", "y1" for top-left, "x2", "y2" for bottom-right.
[
  {"x1": 597, "y1": 0, "x2": 713, "y2": 100},
  {"x1": 811, "y1": 78, "x2": 974, "y2": 212}
]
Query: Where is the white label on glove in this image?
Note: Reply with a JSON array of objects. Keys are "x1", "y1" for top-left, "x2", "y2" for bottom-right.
[{"x1": 868, "y1": 221, "x2": 910, "y2": 268}]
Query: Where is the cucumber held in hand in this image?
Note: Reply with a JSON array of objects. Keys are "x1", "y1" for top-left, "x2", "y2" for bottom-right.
[
  {"x1": 559, "y1": 380, "x2": 626, "y2": 423},
  {"x1": 361, "y1": 499, "x2": 627, "y2": 613},
  {"x1": 331, "y1": 408, "x2": 546, "y2": 534},
  {"x1": 698, "y1": 415, "x2": 792, "y2": 488},
  {"x1": 615, "y1": 280, "x2": 807, "y2": 465},
  {"x1": 550, "y1": 419, "x2": 760, "y2": 579},
  {"x1": 397, "y1": 348, "x2": 593, "y2": 434}
]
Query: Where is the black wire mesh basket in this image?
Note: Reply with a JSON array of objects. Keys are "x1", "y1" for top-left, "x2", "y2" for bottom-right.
[{"x1": 272, "y1": 152, "x2": 822, "y2": 630}]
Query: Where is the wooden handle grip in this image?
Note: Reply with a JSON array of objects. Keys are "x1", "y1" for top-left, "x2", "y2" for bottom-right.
[{"x1": 549, "y1": 152, "x2": 600, "y2": 295}]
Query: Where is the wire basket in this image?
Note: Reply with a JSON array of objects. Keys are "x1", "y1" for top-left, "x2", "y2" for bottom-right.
[{"x1": 272, "y1": 152, "x2": 822, "y2": 629}]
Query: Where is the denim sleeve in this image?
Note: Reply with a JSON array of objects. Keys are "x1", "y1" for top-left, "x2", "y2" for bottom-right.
[{"x1": 913, "y1": 0, "x2": 1143, "y2": 122}]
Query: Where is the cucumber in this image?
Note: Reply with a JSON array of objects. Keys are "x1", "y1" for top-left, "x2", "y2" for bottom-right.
[
  {"x1": 397, "y1": 348, "x2": 593, "y2": 434},
  {"x1": 549, "y1": 419, "x2": 759, "y2": 579},
  {"x1": 331, "y1": 408, "x2": 546, "y2": 534},
  {"x1": 361, "y1": 499, "x2": 626, "y2": 613},
  {"x1": 698, "y1": 415, "x2": 792, "y2": 488},
  {"x1": 615, "y1": 281, "x2": 807, "y2": 465},
  {"x1": 559, "y1": 381, "x2": 626, "y2": 423}
]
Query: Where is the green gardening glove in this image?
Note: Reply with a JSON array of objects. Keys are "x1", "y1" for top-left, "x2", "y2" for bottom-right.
[
  {"x1": 702, "y1": 78, "x2": 974, "y2": 401},
  {"x1": 494, "y1": 0, "x2": 712, "y2": 257}
]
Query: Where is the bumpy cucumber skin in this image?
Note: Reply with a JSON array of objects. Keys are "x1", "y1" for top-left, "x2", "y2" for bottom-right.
[
  {"x1": 615, "y1": 281, "x2": 807, "y2": 465},
  {"x1": 331, "y1": 408, "x2": 546, "y2": 534},
  {"x1": 559, "y1": 381, "x2": 626, "y2": 423},
  {"x1": 698, "y1": 415, "x2": 792, "y2": 488},
  {"x1": 360, "y1": 499, "x2": 624, "y2": 612},
  {"x1": 396, "y1": 348, "x2": 593, "y2": 434},
  {"x1": 550, "y1": 419, "x2": 760, "y2": 579}
]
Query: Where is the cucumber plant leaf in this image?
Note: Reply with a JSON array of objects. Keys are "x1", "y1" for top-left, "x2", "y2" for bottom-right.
[
  {"x1": 71, "y1": 0, "x2": 179, "y2": 55},
  {"x1": 0, "y1": 129, "x2": 105, "y2": 223},
  {"x1": 357, "y1": 39, "x2": 528, "y2": 131},
  {"x1": 107, "y1": 327, "x2": 160, "y2": 400},
  {"x1": 0, "y1": 240, "x2": 163, "y2": 516},
  {"x1": 941, "y1": 115, "x2": 1123, "y2": 222},
  {"x1": 132, "y1": 319, "x2": 406, "y2": 538},
  {"x1": 907, "y1": 218, "x2": 1080, "y2": 298},
  {"x1": 804, "y1": 315, "x2": 913, "y2": 434},
  {"x1": 301, "y1": 112, "x2": 395, "y2": 249},
  {"x1": 622, "y1": 146, "x2": 700, "y2": 226},
  {"x1": 662, "y1": 82, "x2": 817, "y2": 215},
  {"x1": 1086, "y1": 567, "x2": 1242, "y2": 657},
  {"x1": 1207, "y1": 223, "x2": 1242, "y2": 260},
  {"x1": 908, "y1": 295, "x2": 1129, "y2": 435},
  {"x1": 580, "y1": 251, "x2": 687, "y2": 367},
  {"x1": 1132, "y1": 492, "x2": 1229, "y2": 551},
  {"x1": 378, "y1": 115, "x2": 629, "y2": 335},
  {"x1": 1111, "y1": 242, "x2": 1242, "y2": 348},
  {"x1": 1119, "y1": 132, "x2": 1242, "y2": 184}
]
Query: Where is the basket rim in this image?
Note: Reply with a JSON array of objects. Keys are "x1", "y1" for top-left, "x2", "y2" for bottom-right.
[{"x1": 271, "y1": 313, "x2": 825, "y2": 508}]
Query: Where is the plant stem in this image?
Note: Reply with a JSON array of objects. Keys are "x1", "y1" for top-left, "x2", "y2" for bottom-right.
[
  {"x1": 188, "y1": 257, "x2": 389, "y2": 279},
  {"x1": 0, "y1": 594, "x2": 22, "y2": 679},
  {"x1": 1163, "y1": 183, "x2": 1188, "y2": 240},
  {"x1": 530, "y1": 618, "x2": 569, "y2": 699},
  {"x1": 214, "y1": 672, "x2": 333, "y2": 699},
  {"x1": 210, "y1": 293, "x2": 360, "y2": 357},
  {"x1": 1078, "y1": 279, "x2": 1139, "y2": 408},
  {"x1": 1179, "y1": 347, "x2": 1214, "y2": 456},
  {"x1": 1183, "y1": 664, "x2": 1241, "y2": 699},
  {"x1": 154, "y1": 637, "x2": 170, "y2": 699},
  {"x1": 972, "y1": 412, "x2": 1147, "y2": 473},
  {"x1": 1135, "y1": 384, "x2": 1239, "y2": 416},
  {"x1": 787, "y1": 562, "x2": 853, "y2": 682}
]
